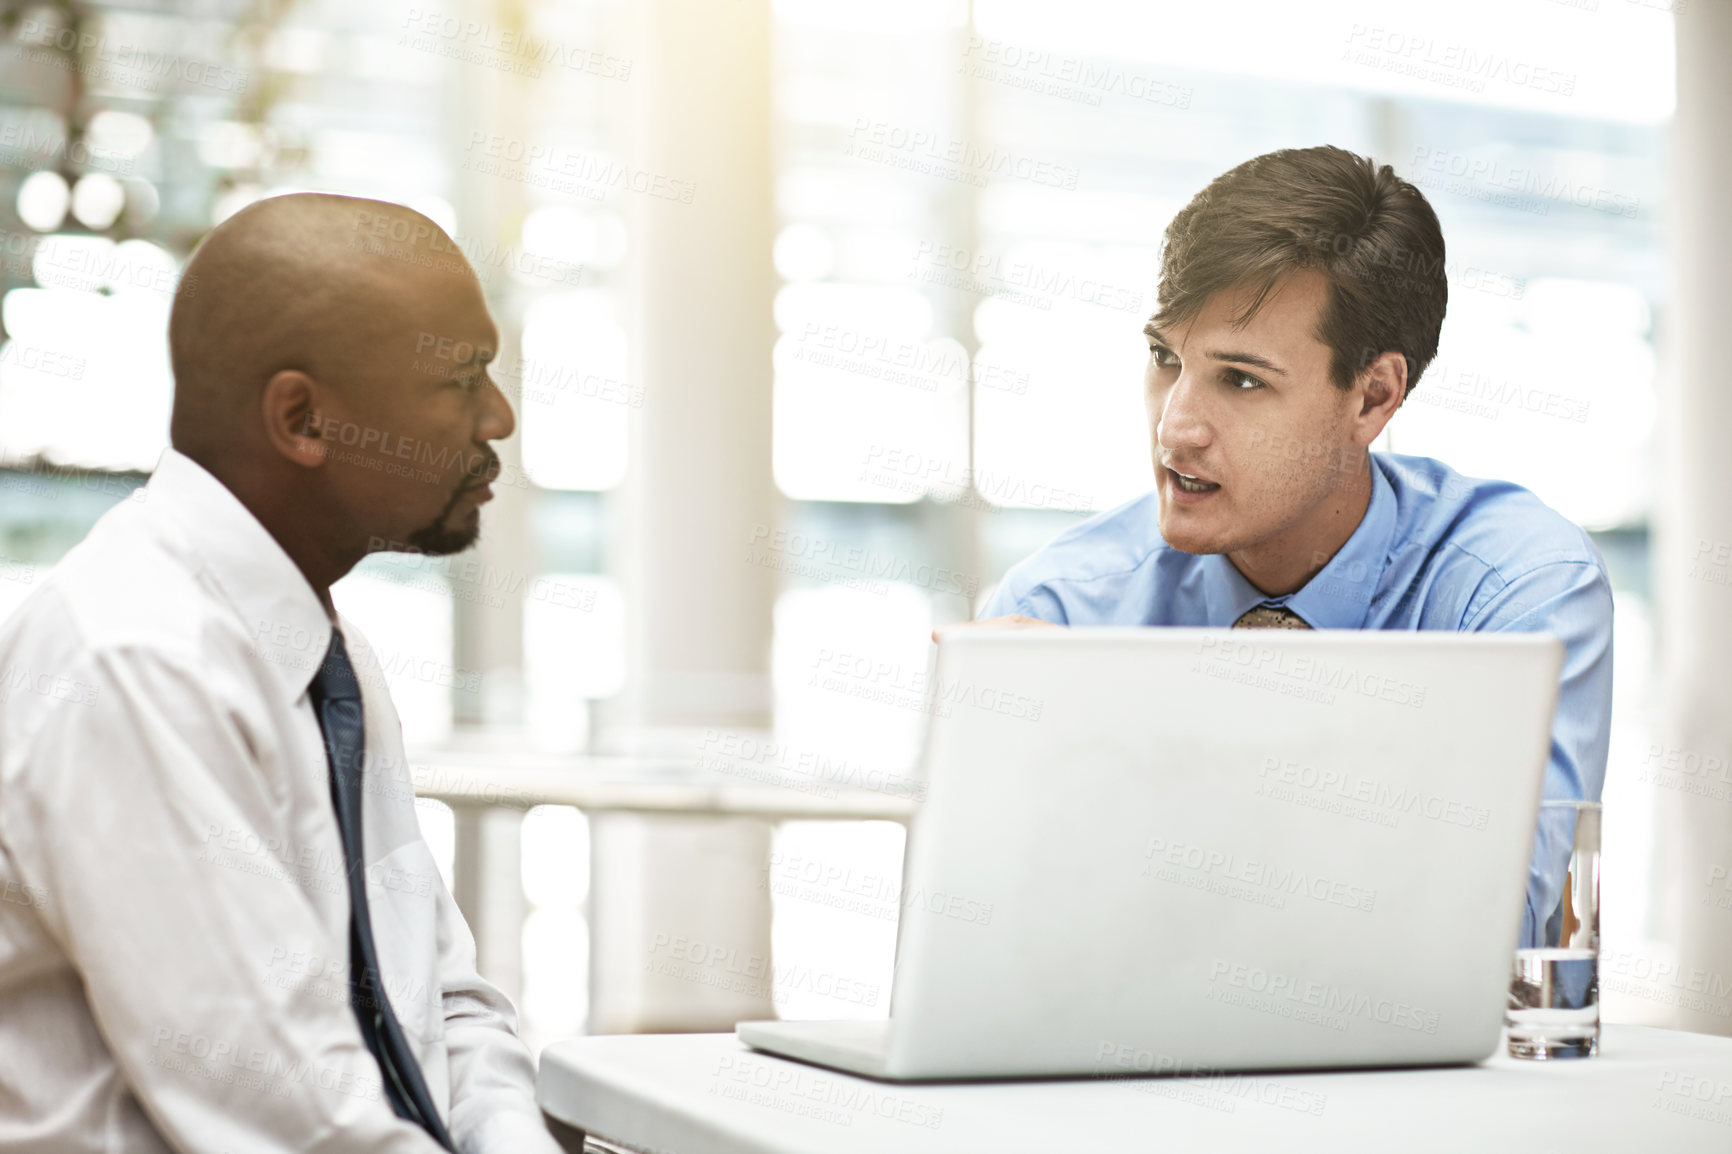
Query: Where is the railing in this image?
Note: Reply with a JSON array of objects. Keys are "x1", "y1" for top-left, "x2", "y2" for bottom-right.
[{"x1": 411, "y1": 749, "x2": 918, "y2": 1036}]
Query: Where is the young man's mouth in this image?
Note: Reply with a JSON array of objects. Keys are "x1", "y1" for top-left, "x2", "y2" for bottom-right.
[{"x1": 1165, "y1": 465, "x2": 1221, "y2": 499}]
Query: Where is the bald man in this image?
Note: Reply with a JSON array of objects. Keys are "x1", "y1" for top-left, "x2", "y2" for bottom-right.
[{"x1": 0, "y1": 195, "x2": 569, "y2": 1153}]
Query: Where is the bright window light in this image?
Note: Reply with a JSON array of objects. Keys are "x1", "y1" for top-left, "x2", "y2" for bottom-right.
[
  {"x1": 414, "y1": 797, "x2": 456, "y2": 893},
  {"x1": 974, "y1": 0, "x2": 1674, "y2": 123},
  {"x1": 523, "y1": 574, "x2": 625, "y2": 751},
  {"x1": 972, "y1": 299, "x2": 1150, "y2": 513},
  {"x1": 519, "y1": 292, "x2": 631, "y2": 491},
  {"x1": 1390, "y1": 278, "x2": 1654, "y2": 531},
  {"x1": 70, "y1": 173, "x2": 126, "y2": 231},
  {"x1": 769, "y1": 820, "x2": 902, "y2": 1021},
  {"x1": 772, "y1": 583, "x2": 933, "y2": 775},
  {"x1": 0, "y1": 288, "x2": 173, "y2": 471},
  {"x1": 15, "y1": 171, "x2": 69, "y2": 232},
  {"x1": 330, "y1": 568, "x2": 456, "y2": 748},
  {"x1": 772, "y1": 282, "x2": 967, "y2": 502}
]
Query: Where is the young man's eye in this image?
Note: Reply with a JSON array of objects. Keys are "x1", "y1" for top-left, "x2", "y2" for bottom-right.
[
  {"x1": 1227, "y1": 370, "x2": 1266, "y2": 391},
  {"x1": 1150, "y1": 344, "x2": 1180, "y2": 369}
]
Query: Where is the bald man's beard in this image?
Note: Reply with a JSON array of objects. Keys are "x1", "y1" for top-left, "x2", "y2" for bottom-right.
[{"x1": 405, "y1": 450, "x2": 499, "y2": 556}]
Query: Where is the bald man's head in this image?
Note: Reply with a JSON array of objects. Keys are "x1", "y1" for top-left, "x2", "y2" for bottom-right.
[
  {"x1": 166, "y1": 193, "x2": 516, "y2": 581},
  {"x1": 170, "y1": 194, "x2": 476, "y2": 460}
]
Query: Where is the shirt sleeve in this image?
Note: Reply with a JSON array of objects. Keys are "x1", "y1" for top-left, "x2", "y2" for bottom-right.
[
  {"x1": 1466, "y1": 560, "x2": 1614, "y2": 948},
  {"x1": 430, "y1": 884, "x2": 564, "y2": 1153},
  {"x1": 978, "y1": 568, "x2": 1070, "y2": 623},
  {"x1": 0, "y1": 643, "x2": 445, "y2": 1154}
]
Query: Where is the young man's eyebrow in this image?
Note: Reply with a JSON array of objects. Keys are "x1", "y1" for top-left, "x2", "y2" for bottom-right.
[
  {"x1": 1206, "y1": 349, "x2": 1288, "y2": 376},
  {"x1": 1141, "y1": 323, "x2": 1289, "y2": 377}
]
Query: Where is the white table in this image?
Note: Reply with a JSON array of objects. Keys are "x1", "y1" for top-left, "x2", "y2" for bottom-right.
[{"x1": 539, "y1": 1026, "x2": 1732, "y2": 1153}]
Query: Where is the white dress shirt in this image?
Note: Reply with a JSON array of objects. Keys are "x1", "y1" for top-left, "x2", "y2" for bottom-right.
[{"x1": 0, "y1": 449, "x2": 563, "y2": 1154}]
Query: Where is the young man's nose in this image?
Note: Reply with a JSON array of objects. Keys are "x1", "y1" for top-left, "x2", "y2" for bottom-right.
[{"x1": 1156, "y1": 373, "x2": 1213, "y2": 452}]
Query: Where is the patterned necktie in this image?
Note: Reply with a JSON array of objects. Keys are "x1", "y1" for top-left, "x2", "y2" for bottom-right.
[
  {"x1": 309, "y1": 629, "x2": 456, "y2": 1150},
  {"x1": 1233, "y1": 605, "x2": 1313, "y2": 629}
]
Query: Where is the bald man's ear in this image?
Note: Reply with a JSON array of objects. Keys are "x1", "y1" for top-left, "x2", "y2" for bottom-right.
[
  {"x1": 260, "y1": 369, "x2": 334, "y2": 471},
  {"x1": 1351, "y1": 350, "x2": 1407, "y2": 448}
]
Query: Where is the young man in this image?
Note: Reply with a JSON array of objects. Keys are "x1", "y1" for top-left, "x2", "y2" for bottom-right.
[
  {"x1": 0, "y1": 195, "x2": 566, "y2": 1152},
  {"x1": 977, "y1": 146, "x2": 1612, "y2": 946}
]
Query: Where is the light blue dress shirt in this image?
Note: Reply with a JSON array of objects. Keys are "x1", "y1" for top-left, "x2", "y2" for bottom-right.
[{"x1": 982, "y1": 451, "x2": 1614, "y2": 949}]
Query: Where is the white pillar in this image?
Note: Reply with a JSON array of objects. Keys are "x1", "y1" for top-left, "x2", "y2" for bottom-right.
[
  {"x1": 441, "y1": 0, "x2": 533, "y2": 997},
  {"x1": 446, "y1": 0, "x2": 531, "y2": 734},
  {"x1": 588, "y1": 0, "x2": 779, "y2": 1034},
  {"x1": 450, "y1": 805, "x2": 527, "y2": 1008},
  {"x1": 1652, "y1": 0, "x2": 1732, "y2": 1035}
]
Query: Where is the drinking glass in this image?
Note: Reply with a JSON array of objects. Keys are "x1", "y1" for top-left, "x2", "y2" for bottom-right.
[{"x1": 1506, "y1": 800, "x2": 1600, "y2": 1059}]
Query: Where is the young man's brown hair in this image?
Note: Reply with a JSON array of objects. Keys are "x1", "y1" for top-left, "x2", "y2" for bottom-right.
[{"x1": 1154, "y1": 145, "x2": 1447, "y2": 398}]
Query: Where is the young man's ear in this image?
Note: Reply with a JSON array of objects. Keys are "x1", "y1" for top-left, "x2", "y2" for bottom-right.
[
  {"x1": 260, "y1": 369, "x2": 332, "y2": 470},
  {"x1": 1353, "y1": 350, "x2": 1408, "y2": 446}
]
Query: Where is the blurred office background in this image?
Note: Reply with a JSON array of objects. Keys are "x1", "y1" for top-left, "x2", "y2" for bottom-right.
[{"x1": 1, "y1": 0, "x2": 1725, "y2": 1052}]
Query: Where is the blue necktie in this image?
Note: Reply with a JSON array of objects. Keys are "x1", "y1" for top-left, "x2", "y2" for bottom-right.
[{"x1": 309, "y1": 629, "x2": 456, "y2": 1150}]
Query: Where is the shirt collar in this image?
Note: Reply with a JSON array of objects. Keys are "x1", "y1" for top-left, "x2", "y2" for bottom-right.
[
  {"x1": 1199, "y1": 456, "x2": 1399, "y2": 630},
  {"x1": 147, "y1": 448, "x2": 333, "y2": 702}
]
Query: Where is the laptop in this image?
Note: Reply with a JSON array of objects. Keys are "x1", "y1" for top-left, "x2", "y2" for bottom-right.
[{"x1": 737, "y1": 627, "x2": 1562, "y2": 1081}]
